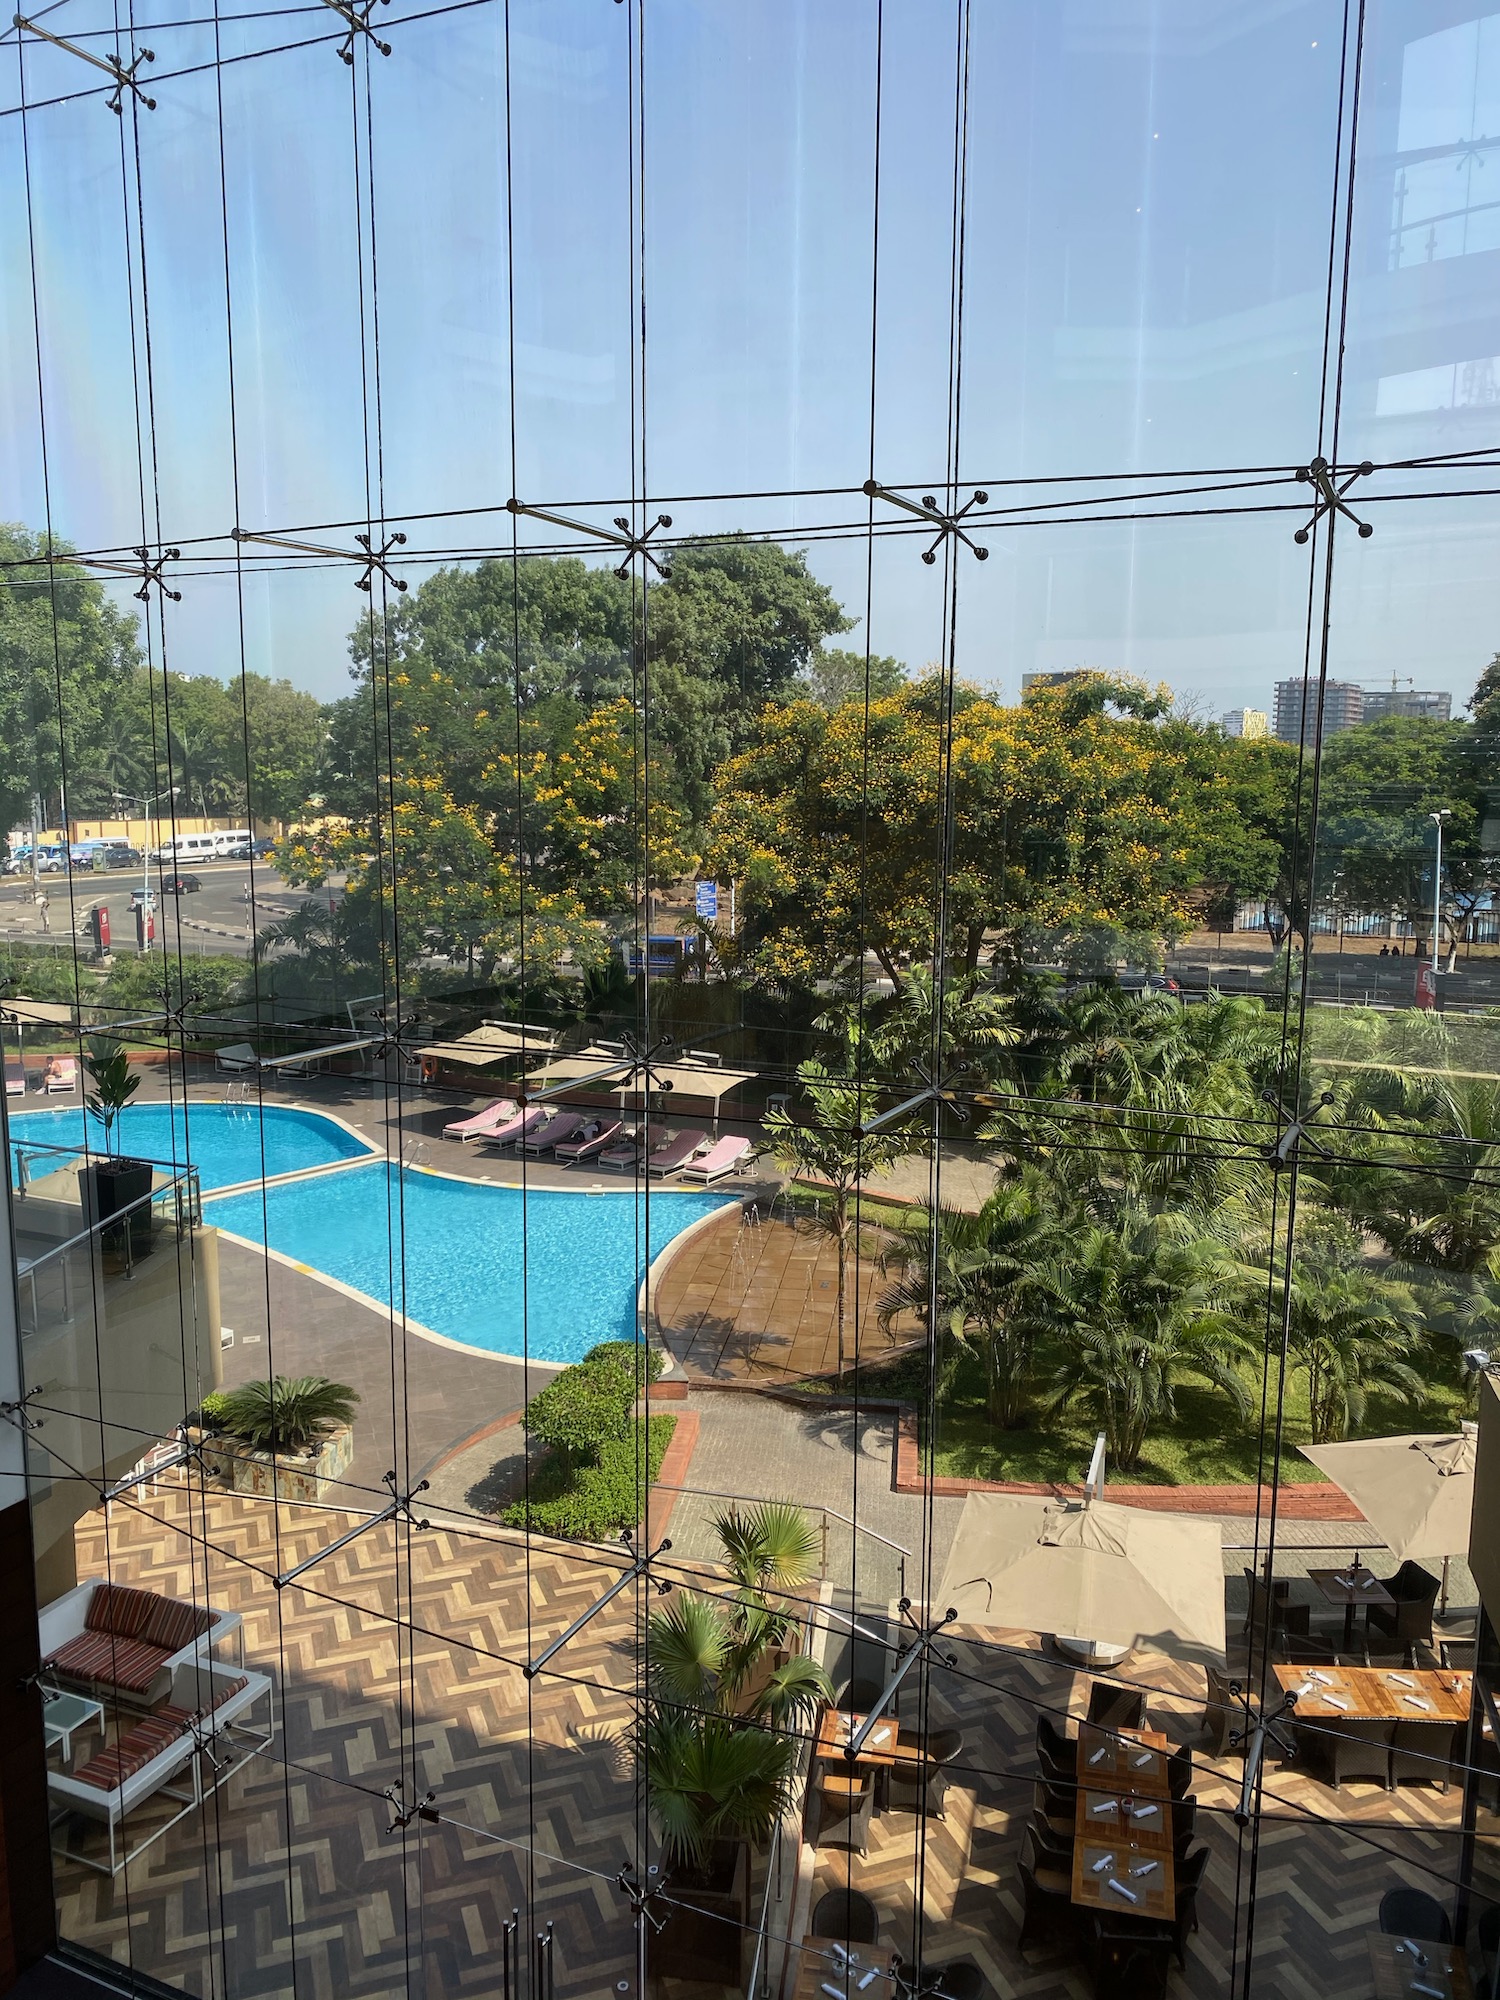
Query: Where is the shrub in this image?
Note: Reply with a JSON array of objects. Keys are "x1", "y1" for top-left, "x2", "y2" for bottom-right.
[
  {"x1": 195, "y1": 1391, "x2": 232, "y2": 1433},
  {"x1": 523, "y1": 1340, "x2": 664, "y2": 1470},
  {"x1": 215, "y1": 1376, "x2": 360, "y2": 1455},
  {"x1": 500, "y1": 1414, "x2": 676, "y2": 1540}
]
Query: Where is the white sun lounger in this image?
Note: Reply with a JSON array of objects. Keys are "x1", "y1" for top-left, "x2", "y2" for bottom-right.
[
  {"x1": 443, "y1": 1097, "x2": 518, "y2": 1141},
  {"x1": 645, "y1": 1128, "x2": 709, "y2": 1178},
  {"x1": 43, "y1": 1056, "x2": 78, "y2": 1093},
  {"x1": 596, "y1": 1137, "x2": 641, "y2": 1171},
  {"x1": 680, "y1": 1136, "x2": 753, "y2": 1183},
  {"x1": 520, "y1": 1111, "x2": 586, "y2": 1155},
  {"x1": 215, "y1": 1043, "x2": 260, "y2": 1074},
  {"x1": 5, "y1": 1059, "x2": 26, "y2": 1097},
  {"x1": 477, "y1": 1105, "x2": 547, "y2": 1150},
  {"x1": 555, "y1": 1119, "x2": 623, "y2": 1163}
]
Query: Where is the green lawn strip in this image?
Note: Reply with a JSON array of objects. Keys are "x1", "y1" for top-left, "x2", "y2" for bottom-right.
[
  {"x1": 803, "y1": 1344, "x2": 1468, "y2": 1488},
  {"x1": 498, "y1": 1414, "x2": 676, "y2": 1539}
]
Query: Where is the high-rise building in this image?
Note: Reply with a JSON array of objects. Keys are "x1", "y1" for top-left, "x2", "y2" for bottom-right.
[
  {"x1": 1361, "y1": 688, "x2": 1453, "y2": 723},
  {"x1": 1273, "y1": 678, "x2": 1365, "y2": 741},
  {"x1": 1021, "y1": 669, "x2": 1089, "y2": 691},
  {"x1": 1221, "y1": 708, "x2": 1269, "y2": 739}
]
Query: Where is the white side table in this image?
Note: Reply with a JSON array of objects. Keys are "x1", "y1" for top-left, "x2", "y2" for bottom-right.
[{"x1": 43, "y1": 1689, "x2": 103, "y2": 1762}]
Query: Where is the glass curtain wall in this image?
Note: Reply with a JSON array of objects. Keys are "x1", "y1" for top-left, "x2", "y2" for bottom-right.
[{"x1": 2, "y1": 0, "x2": 1499, "y2": 1996}]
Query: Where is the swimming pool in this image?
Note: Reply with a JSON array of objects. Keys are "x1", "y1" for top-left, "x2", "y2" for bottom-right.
[
  {"x1": 9, "y1": 1101, "x2": 375, "y2": 1191},
  {"x1": 205, "y1": 1163, "x2": 734, "y2": 1364}
]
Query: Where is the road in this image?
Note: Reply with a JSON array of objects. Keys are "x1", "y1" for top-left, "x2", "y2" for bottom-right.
[{"x1": 0, "y1": 860, "x2": 318, "y2": 959}]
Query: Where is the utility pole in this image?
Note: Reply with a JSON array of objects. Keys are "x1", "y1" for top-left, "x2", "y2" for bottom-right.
[{"x1": 1431, "y1": 809, "x2": 1451, "y2": 980}]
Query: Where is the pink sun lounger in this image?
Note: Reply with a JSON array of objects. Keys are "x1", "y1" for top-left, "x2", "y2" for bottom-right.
[
  {"x1": 680, "y1": 1136, "x2": 753, "y2": 1183},
  {"x1": 554, "y1": 1119, "x2": 623, "y2": 1164},
  {"x1": 443, "y1": 1097, "x2": 518, "y2": 1141},
  {"x1": 644, "y1": 1128, "x2": 709, "y2": 1178},
  {"x1": 477, "y1": 1105, "x2": 546, "y2": 1151},
  {"x1": 520, "y1": 1111, "x2": 586, "y2": 1155}
]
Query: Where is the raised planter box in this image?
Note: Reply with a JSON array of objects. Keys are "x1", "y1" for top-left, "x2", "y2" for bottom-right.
[
  {"x1": 645, "y1": 1840, "x2": 749, "y2": 1984},
  {"x1": 201, "y1": 1424, "x2": 354, "y2": 1502}
]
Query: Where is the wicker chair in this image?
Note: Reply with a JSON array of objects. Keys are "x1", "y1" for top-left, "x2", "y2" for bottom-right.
[
  {"x1": 1364, "y1": 1562, "x2": 1442, "y2": 1667},
  {"x1": 1087, "y1": 1682, "x2": 1146, "y2": 1732},
  {"x1": 1296, "y1": 1716, "x2": 1395, "y2": 1792},
  {"x1": 809, "y1": 1887, "x2": 879, "y2": 1944},
  {"x1": 1390, "y1": 1718, "x2": 1459, "y2": 1794},
  {"x1": 811, "y1": 1767, "x2": 876, "y2": 1855},
  {"x1": 887, "y1": 1727, "x2": 964, "y2": 1820},
  {"x1": 1036, "y1": 1712, "x2": 1077, "y2": 1778},
  {"x1": 1033, "y1": 1776, "x2": 1077, "y2": 1842},
  {"x1": 1378, "y1": 1885, "x2": 1451, "y2": 1943},
  {"x1": 1168, "y1": 1844, "x2": 1211, "y2": 1967},
  {"x1": 1016, "y1": 1826, "x2": 1079, "y2": 1951},
  {"x1": 1090, "y1": 1915, "x2": 1173, "y2": 1999}
]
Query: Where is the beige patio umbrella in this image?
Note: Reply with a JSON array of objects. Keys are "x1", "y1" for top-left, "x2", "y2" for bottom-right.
[
  {"x1": 1299, "y1": 1429, "x2": 1477, "y2": 1608},
  {"x1": 934, "y1": 1490, "x2": 1227, "y2": 1663}
]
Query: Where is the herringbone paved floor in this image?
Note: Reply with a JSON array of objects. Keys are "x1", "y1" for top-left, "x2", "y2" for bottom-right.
[
  {"x1": 799, "y1": 1627, "x2": 1500, "y2": 1999},
  {"x1": 47, "y1": 1486, "x2": 1500, "y2": 2000}
]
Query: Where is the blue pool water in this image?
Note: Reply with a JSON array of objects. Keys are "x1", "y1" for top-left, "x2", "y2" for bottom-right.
[
  {"x1": 205, "y1": 1163, "x2": 733, "y2": 1363},
  {"x1": 9, "y1": 1102, "x2": 374, "y2": 1191}
]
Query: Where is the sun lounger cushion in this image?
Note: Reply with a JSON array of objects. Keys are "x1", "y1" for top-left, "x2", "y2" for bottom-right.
[
  {"x1": 139, "y1": 1596, "x2": 214, "y2": 1653},
  {"x1": 72, "y1": 1714, "x2": 187, "y2": 1792},
  {"x1": 48, "y1": 1633, "x2": 172, "y2": 1696},
  {"x1": 84, "y1": 1583, "x2": 160, "y2": 1640},
  {"x1": 158, "y1": 1674, "x2": 249, "y2": 1727}
]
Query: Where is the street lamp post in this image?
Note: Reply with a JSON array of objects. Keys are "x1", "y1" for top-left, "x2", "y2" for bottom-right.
[
  {"x1": 113, "y1": 786, "x2": 178, "y2": 951},
  {"x1": 1431, "y1": 809, "x2": 1451, "y2": 981}
]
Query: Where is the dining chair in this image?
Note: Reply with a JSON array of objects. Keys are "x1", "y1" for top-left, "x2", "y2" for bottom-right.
[
  {"x1": 1036, "y1": 1712, "x2": 1078, "y2": 1777},
  {"x1": 1087, "y1": 1682, "x2": 1147, "y2": 1732},
  {"x1": 1169, "y1": 1844, "x2": 1211, "y2": 1967},
  {"x1": 1365, "y1": 1562, "x2": 1442, "y2": 1667},
  {"x1": 1016, "y1": 1826, "x2": 1079, "y2": 1951},
  {"x1": 1033, "y1": 1776, "x2": 1077, "y2": 1842},
  {"x1": 1390, "y1": 1718, "x2": 1459, "y2": 1794},
  {"x1": 1090, "y1": 1915, "x2": 1173, "y2": 1999},
  {"x1": 1171, "y1": 1795, "x2": 1198, "y2": 1857},
  {"x1": 1028, "y1": 1814, "x2": 1074, "y2": 1872},
  {"x1": 811, "y1": 1767, "x2": 876, "y2": 1856},
  {"x1": 835, "y1": 1676, "x2": 885, "y2": 1715},
  {"x1": 809, "y1": 1886, "x2": 879, "y2": 1944},
  {"x1": 1379, "y1": 1885, "x2": 1452, "y2": 1943},
  {"x1": 1295, "y1": 1716, "x2": 1395, "y2": 1791},
  {"x1": 1166, "y1": 1743, "x2": 1195, "y2": 1799},
  {"x1": 887, "y1": 1727, "x2": 964, "y2": 1820},
  {"x1": 923, "y1": 1962, "x2": 987, "y2": 2000}
]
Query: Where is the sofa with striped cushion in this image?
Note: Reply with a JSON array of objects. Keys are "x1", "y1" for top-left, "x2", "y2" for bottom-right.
[{"x1": 40, "y1": 1579, "x2": 238, "y2": 1707}]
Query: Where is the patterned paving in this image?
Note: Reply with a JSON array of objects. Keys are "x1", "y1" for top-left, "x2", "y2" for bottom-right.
[
  {"x1": 799, "y1": 1627, "x2": 1500, "y2": 1999},
  {"x1": 654, "y1": 1207, "x2": 918, "y2": 1383}
]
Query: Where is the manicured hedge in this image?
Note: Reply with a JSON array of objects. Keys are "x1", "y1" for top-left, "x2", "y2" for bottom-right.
[
  {"x1": 500, "y1": 1414, "x2": 676, "y2": 1540},
  {"x1": 522, "y1": 1340, "x2": 665, "y2": 1469}
]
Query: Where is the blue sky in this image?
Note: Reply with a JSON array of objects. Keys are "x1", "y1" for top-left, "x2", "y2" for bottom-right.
[{"x1": 3, "y1": 0, "x2": 1500, "y2": 716}]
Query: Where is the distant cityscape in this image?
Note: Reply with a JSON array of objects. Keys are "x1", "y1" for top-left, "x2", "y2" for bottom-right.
[{"x1": 1019, "y1": 669, "x2": 1455, "y2": 744}]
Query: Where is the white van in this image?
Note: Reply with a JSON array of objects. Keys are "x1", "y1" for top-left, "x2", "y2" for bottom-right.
[
  {"x1": 151, "y1": 832, "x2": 221, "y2": 864},
  {"x1": 212, "y1": 828, "x2": 253, "y2": 857}
]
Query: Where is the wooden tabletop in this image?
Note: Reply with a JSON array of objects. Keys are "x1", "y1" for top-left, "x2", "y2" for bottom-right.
[
  {"x1": 1075, "y1": 1786, "x2": 1173, "y2": 1853},
  {"x1": 1071, "y1": 1838, "x2": 1173, "y2": 1922},
  {"x1": 814, "y1": 1708, "x2": 903, "y2": 1769},
  {"x1": 1077, "y1": 1725, "x2": 1170, "y2": 1797},
  {"x1": 1309, "y1": 1565, "x2": 1396, "y2": 1611},
  {"x1": 1368, "y1": 1935, "x2": 1473, "y2": 1999},
  {"x1": 1274, "y1": 1665, "x2": 1471, "y2": 1724}
]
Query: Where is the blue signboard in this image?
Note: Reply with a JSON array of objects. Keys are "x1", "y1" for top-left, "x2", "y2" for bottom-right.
[{"x1": 695, "y1": 881, "x2": 718, "y2": 921}]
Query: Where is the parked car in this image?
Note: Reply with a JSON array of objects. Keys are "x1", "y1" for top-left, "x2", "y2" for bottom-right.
[
  {"x1": 251, "y1": 837, "x2": 276, "y2": 859},
  {"x1": 129, "y1": 888, "x2": 157, "y2": 912},
  {"x1": 99, "y1": 843, "x2": 141, "y2": 870},
  {"x1": 161, "y1": 873, "x2": 201, "y2": 895}
]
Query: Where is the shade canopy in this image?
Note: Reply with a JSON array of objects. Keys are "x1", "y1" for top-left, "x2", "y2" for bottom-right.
[
  {"x1": 1299, "y1": 1430, "x2": 1477, "y2": 1563},
  {"x1": 521, "y1": 1045, "x2": 756, "y2": 1106},
  {"x1": 2, "y1": 998, "x2": 76, "y2": 1028},
  {"x1": 415, "y1": 1023, "x2": 558, "y2": 1070},
  {"x1": 934, "y1": 1492, "x2": 1227, "y2": 1662}
]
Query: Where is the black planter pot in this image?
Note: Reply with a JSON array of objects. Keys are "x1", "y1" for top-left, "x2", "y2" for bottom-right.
[
  {"x1": 82, "y1": 1157, "x2": 154, "y2": 1258},
  {"x1": 645, "y1": 1842, "x2": 749, "y2": 1983}
]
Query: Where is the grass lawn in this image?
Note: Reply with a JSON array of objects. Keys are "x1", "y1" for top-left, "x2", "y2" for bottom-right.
[{"x1": 816, "y1": 1344, "x2": 1472, "y2": 1488}]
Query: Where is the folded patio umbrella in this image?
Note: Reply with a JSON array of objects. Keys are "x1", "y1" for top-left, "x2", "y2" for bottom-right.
[
  {"x1": 934, "y1": 1492, "x2": 1226, "y2": 1662},
  {"x1": 1298, "y1": 1429, "x2": 1477, "y2": 1564}
]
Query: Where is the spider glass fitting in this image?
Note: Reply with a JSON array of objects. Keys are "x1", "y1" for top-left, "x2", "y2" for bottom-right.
[
  {"x1": 383, "y1": 1780, "x2": 438, "y2": 1833},
  {"x1": 863, "y1": 479, "x2": 990, "y2": 564},
  {"x1": 320, "y1": 0, "x2": 392, "y2": 63},
  {"x1": 505, "y1": 497, "x2": 674, "y2": 580},
  {"x1": 842, "y1": 1599, "x2": 960, "y2": 1761},
  {"x1": 231, "y1": 527, "x2": 408, "y2": 594},
  {"x1": 11, "y1": 15, "x2": 156, "y2": 112},
  {"x1": 1258, "y1": 1089, "x2": 1335, "y2": 1168},
  {"x1": 617, "y1": 1865, "x2": 672, "y2": 1936},
  {"x1": 1232, "y1": 1686, "x2": 1299, "y2": 1827},
  {"x1": 11, "y1": 544, "x2": 182, "y2": 602},
  {"x1": 521, "y1": 1031, "x2": 677, "y2": 1109},
  {"x1": 1293, "y1": 455, "x2": 1374, "y2": 544},
  {"x1": 274, "y1": 1470, "x2": 430, "y2": 1590},
  {"x1": 857, "y1": 1059, "x2": 976, "y2": 1139},
  {"x1": 523, "y1": 1526, "x2": 672, "y2": 1679}
]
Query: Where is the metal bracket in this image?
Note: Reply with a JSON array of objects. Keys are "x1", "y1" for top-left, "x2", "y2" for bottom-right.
[
  {"x1": 0, "y1": 1391, "x2": 45, "y2": 1435},
  {"x1": 1259, "y1": 1090, "x2": 1334, "y2": 1168},
  {"x1": 523, "y1": 1526, "x2": 672, "y2": 1679},
  {"x1": 274, "y1": 1470, "x2": 429, "y2": 1590},
  {"x1": 1294, "y1": 456, "x2": 1374, "y2": 545},
  {"x1": 231, "y1": 527, "x2": 408, "y2": 595},
  {"x1": 320, "y1": 0, "x2": 392, "y2": 63},
  {"x1": 843, "y1": 1599, "x2": 959, "y2": 1762},
  {"x1": 505, "y1": 497, "x2": 674, "y2": 580},
  {"x1": 522, "y1": 1031, "x2": 676, "y2": 1109},
  {"x1": 857, "y1": 1060, "x2": 974, "y2": 1140},
  {"x1": 1232, "y1": 1689, "x2": 1298, "y2": 1826},
  {"x1": 863, "y1": 479, "x2": 989, "y2": 564},
  {"x1": 11, "y1": 15, "x2": 156, "y2": 112},
  {"x1": 383, "y1": 1779, "x2": 438, "y2": 1833},
  {"x1": 617, "y1": 1865, "x2": 672, "y2": 1935}
]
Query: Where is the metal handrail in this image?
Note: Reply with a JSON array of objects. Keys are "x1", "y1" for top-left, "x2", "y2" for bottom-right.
[
  {"x1": 16, "y1": 1166, "x2": 202, "y2": 1334},
  {"x1": 649, "y1": 1477, "x2": 911, "y2": 1604}
]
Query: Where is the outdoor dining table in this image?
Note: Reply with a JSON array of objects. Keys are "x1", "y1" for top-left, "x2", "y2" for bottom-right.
[
  {"x1": 814, "y1": 1708, "x2": 903, "y2": 1768},
  {"x1": 786, "y1": 1932, "x2": 886, "y2": 2000},
  {"x1": 1273, "y1": 1664, "x2": 1471, "y2": 1723},
  {"x1": 1076, "y1": 1724, "x2": 1170, "y2": 1796},
  {"x1": 1072, "y1": 1783, "x2": 1175, "y2": 1922},
  {"x1": 1368, "y1": 1935, "x2": 1473, "y2": 1999},
  {"x1": 1308, "y1": 1563, "x2": 1395, "y2": 1650}
]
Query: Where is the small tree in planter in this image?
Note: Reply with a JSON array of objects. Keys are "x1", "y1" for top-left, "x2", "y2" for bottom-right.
[
  {"x1": 207, "y1": 1376, "x2": 360, "y2": 1501},
  {"x1": 637, "y1": 1502, "x2": 830, "y2": 1982},
  {"x1": 81, "y1": 1039, "x2": 151, "y2": 1254}
]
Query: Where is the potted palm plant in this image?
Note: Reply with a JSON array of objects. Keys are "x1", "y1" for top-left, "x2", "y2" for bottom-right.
[
  {"x1": 203, "y1": 1375, "x2": 360, "y2": 1501},
  {"x1": 638, "y1": 1502, "x2": 829, "y2": 1983},
  {"x1": 80, "y1": 1039, "x2": 152, "y2": 1256}
]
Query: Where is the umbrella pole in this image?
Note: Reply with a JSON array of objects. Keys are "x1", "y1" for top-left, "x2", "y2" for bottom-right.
[{"x1": 1440, "y1": 1553, "x2": 1450, "y2": 1619}]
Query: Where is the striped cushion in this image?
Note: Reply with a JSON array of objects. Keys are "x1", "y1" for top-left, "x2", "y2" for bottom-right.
[
  {"x1": 84, "y1": 1583, "x2": 160, "y2": 1641},
  {"x1": 48, "y1": 1632, "x2": 171, "y2": 1694},
  {"x1": 140, "y1": 1596, "x2": 213, "y2": 1653},
  {"x1": 157, "y1": 1676, "x2": 248, "y2": 1728},
  {"x1": 72, "y1": 1714, "x2": 187, "y2": 1793}
]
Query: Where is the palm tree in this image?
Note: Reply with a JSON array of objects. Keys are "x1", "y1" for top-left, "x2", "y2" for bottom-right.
[
  {"x1": 876, "y1": 1179, "x2": 1060, "y2": 1427},
  {"x1": 1277, "y1": 1266, "x2": 1423, "y2": 1443},
  {"x1": 1359, "y1": 1076, "x2": 1500, "y2": 1278},
  {"x1": 1043, "y1": 1212, "x2": 1253, "y2": 1471}
]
